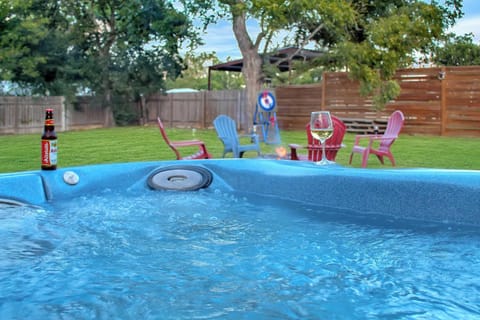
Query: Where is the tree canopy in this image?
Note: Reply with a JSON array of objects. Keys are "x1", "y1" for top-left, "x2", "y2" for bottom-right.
[
  {"x1": 181, "y1": 0, "x2": 464, "y2": 125},
  {"x1": 1, "y1": 0, "x2": 469, "y2": 127},
  {"x1": 0, "y1": 0, "x2": 49, "y2": 82},
  {"x1": 309, "y1": 0, "x2": 464, "y2": 107},
  {"x1": 433, "y1": 33, "x2": 480, "y2": 66},
  {"x1": 1, "y1": 0, "x2": 198, "y2": 125}
]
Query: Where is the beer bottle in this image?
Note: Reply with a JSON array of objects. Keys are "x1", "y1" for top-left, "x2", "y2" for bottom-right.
[{"x1": 41, "y1": 109, "x2": 58, "y2": 170}]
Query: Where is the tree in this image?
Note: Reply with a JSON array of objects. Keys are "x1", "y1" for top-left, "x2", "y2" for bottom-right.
[
  {"x1": 181, "y1": 0, "x2": 357, "y2": 129},
  {"x1": 303, "y1": 0, "x2": 465, "y2": 108},
  {"x1": 0, "y1": 0, "x2": 49, "y2": 83},
  {"x1": 1, "y1": 0, "x2": 199, "y2": 125},
  {"x1": 433, "y1": 33, "x2": 480, "y2": 66},
  {"x1": 0, "y1": 0, "x2": 93, "y2": 97},
  {"x1": 181, "y1": 0, "x2": 463, "y2": 128},
  {"x1": 63, "y1": 0, "x2": 198, "y2": 126}
]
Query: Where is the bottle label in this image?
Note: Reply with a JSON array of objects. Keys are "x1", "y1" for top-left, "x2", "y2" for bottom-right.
[{"x1": 41, "y1": 139, "x2": 58, "y2": 166}]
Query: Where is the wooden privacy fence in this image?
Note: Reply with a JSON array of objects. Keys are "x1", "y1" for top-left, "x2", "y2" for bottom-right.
[
  {"x1": 0, "y1": 96, "x2": 66, "y2": 134},
  {"x1": 1, "y1": 66, "x2": 479, "y2": 136},
  {"x1": 0, "y1": 96, "x2": 107, "y2": 134},
  {"x1": 277, "y1": 66, "x2": 480, "y2": 137},
  {"x1": 143, "y1": 90, "x2": 247, "y2": 129},
  {"x1": 143, "y1": 66, "x2": 480, "y2": 136}
]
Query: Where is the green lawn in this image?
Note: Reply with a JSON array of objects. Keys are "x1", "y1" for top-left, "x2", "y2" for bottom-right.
[{"x1": 0, "y1": 125, "x2": 479, "y2": 173}]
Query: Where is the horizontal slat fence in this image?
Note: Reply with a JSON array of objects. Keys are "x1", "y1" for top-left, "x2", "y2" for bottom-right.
[
  {"x1": 274, "y1": 84, "x2": 323, "y2": 130},
  {"x1": 443, "y1": 66, "x2": 480, "y2": 136},
  {"x1": 277, "y1": 66, "x2": 480, "y2": 137},
  {"x1": 1, "y1": 66, "x2": 479, "y2": 136}
]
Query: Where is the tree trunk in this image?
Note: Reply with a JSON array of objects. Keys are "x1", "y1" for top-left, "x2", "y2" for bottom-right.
[
  {"x1": 138, "y1": 94, "x2": 147, "y2": 125},
  {"x1": 231, "y1": 8, "x2": 263, "y2": 132},
  {"x1": 103, "y1": 89, "x2": 116, "y2": 127},
  {"x1": 99, "y1": 31, "x2": 116, "y2": 127}
]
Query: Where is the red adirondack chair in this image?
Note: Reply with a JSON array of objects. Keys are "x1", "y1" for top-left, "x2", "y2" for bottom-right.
[
  {"x1": 157, "y1": 117, "x2": 212, "y2": 160},
  {"x1": 349, "y1": 110, "x2": 405, "y2": 168},
  {"x1": 289, "y1": 115, "x2": 346, "y2": 162}
]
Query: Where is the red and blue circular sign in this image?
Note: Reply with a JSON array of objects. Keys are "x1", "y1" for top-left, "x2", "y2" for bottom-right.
[{"x1": 257, "y1": 91, "x2": 276, "y2": 112}]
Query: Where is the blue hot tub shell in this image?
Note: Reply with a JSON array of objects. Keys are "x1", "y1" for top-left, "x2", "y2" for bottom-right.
[{"x1": 0, "y1": 159, "x2": 479, "y2": 226}]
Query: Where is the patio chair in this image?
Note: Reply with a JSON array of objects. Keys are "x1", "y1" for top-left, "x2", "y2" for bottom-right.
[
  {"x1": 289, "y1": 115, "x2": 346, "y2": 162},
  {"x1": 349, "y1": 110, "x2": 405, "y2": 168},
  {"x1": 157, "y1": 117, "x2": 212, "y2": 160},
  {"x1": 213, "y1": 115, "x2": 261, "y2": 158}
]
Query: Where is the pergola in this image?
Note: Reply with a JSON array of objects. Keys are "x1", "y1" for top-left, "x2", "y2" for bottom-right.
[{"x1": 207, "y1": 47, "x2": 323, "y2": 90}]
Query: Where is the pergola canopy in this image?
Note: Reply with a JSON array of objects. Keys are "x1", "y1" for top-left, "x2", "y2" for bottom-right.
[{"x1": 207, "y1": 47, "x2": 323, "y2": 90}]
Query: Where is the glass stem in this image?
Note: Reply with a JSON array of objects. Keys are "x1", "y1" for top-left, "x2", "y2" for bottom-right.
[{"x1": 321, "y1": 139, "x2": 327, "y2": 162}]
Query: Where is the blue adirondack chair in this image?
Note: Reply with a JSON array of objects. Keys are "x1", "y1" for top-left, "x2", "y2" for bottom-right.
[{"x1": 213, "y1": 115, "x2": 261, "y2": 158}]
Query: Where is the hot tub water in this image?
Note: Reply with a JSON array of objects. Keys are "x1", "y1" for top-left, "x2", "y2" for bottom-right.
[{"x1": 1, "y1": 188, "x2": 479, "y2": 319}]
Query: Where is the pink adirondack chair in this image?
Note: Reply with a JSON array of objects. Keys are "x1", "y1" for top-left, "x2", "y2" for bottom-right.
[
  {"x1": 289, "y1": 115, "x2": 346, "y2": 162},
  {"x1": 349, "y1": 110, "x2": 405, "y2": 168},
  {"x1": 157, "y1": 117, "x2": 212, "y2": 160}
]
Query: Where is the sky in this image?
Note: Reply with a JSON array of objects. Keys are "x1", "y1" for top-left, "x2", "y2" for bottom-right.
[{"x1": 197, "y1": 0, "x2": 480, "y2": 61}]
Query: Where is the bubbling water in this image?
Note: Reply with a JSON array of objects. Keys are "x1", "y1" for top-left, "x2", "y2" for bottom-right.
[{"x1": 0, "y1": 188, "x2": 479, "y2": 319}]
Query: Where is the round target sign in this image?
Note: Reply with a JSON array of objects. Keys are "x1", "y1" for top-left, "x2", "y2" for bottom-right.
[{"x1": 257, "y1": 91, "x2": 276, "y2": 112}]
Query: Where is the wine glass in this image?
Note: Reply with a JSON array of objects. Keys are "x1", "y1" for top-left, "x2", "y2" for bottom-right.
[{"x1": 310, "y1": 111, "x2": 334, "y2": 165}]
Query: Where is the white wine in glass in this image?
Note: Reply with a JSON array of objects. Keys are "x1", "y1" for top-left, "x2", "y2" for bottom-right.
[{"x1": 310, "y1": 111, "x2": 334, "y2": 165}]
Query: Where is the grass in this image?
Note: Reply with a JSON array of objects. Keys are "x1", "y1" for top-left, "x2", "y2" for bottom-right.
[{"x1": 0, "y1": 125, "x2": 479, "y2": 173}]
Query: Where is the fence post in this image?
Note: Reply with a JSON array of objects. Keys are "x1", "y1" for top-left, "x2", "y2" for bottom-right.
[
  {"x1": 440, "y1": 66, "x2": 447, "y2": 136},
  {"x1": 169, "y1": 94, "x2": 173, "y2": 127},
  {"x1": 236, "y1": 90, "x2": 243, "y2": 131},
  {"x1": 321, "y1": 73, "x2": 327, "y2": 110},
  {"x1": 201, "y1": 91, "x2": 206, "y2": 129},
  {"x1": 61, "y1": 96, "x2": 67, "y2": 132}
]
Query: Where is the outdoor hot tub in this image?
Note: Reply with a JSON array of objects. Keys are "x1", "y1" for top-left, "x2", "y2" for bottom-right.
[{"x1": 0, "y1": 159, "x2": 479, "y2": 319}]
